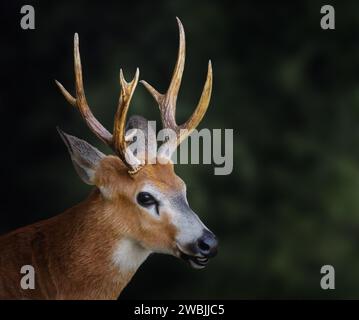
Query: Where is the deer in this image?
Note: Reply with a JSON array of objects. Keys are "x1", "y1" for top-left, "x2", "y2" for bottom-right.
[{"x1": 0, "y1": 18, "x2": 218, "y2": 300}]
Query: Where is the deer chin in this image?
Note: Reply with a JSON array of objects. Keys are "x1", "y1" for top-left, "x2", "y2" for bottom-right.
[{"x1": 176, "y1": 245, "x2": 209, "y2": 270}]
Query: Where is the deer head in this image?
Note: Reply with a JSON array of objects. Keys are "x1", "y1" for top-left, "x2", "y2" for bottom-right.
[{"x1": 55, "y1": 18, "x2": 217, "y2": 270}]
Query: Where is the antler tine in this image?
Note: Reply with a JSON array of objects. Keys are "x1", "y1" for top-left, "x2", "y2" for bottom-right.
[
  {"x1": 140, "y1": 17, "x2": 185, "y2": 131},
  {"x1": 141, "y1": 18, "x2": 212, "y2": 148},
  {"x1": 55, "y1": 33, "x2": 113, "y2": 146},
  {"x1": 54, "y1": 80, "x2": 77, "y2": 106},
  {"x1": 113, "y1": 68, "x2": 140, "y2": 166},
  {"x1": 166, "y1": 17, "x2": 186, "y2": 110}
]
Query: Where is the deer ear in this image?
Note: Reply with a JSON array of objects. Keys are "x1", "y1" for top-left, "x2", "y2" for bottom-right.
[{"x1": 57, "y1": 128, "x2": 105, "y2": 185}]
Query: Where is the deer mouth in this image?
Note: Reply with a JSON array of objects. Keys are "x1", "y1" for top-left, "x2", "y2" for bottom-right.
[{"x1": 177, "y1": 248, "x2": 209, "y2": 269}]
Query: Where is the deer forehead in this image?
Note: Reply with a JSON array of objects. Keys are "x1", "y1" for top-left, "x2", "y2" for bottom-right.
[
  {"x1": 95, "y1": 157, "x2": 187, "y2": 201},
  {"x1": 138, "y1": 165, "x2": 186, "y2": 192}
]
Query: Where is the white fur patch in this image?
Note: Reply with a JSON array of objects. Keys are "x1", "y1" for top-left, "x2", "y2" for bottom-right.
[
  {"x1": 112, "y1": 239, "x2": 150, "y2": 273},
  {"x1": 99, "y1": 186, "x2": 112, "y2": 199}
]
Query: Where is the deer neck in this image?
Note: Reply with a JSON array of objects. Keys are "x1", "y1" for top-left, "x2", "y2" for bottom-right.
[{"x1": 50, "y1": 189, "x2": 150, "y2": 299}]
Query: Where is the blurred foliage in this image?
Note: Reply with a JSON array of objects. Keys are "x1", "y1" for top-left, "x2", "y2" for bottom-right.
[{"x1": 1, "y1": 0, "x2": 359, "y2": 298}]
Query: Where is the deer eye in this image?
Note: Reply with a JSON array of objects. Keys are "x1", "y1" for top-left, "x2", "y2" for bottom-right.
[{"x1": 137, "y1": 192, "x2": 158, "y2": 207}]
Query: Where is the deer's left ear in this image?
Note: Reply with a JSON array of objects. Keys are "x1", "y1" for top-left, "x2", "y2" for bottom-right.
[{"x1": 57, "y1": 128, "x2": 105, "y2": 185}]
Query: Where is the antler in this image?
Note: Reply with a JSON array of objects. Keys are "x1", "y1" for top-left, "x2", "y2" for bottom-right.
[
  {"x1": 140, "y1": 17, "x2": 213, "y2": 148},
  {"x1": 55, "y1": 33, "x2": 140, "y2": 173},
  {"x1": 113, "y1": 69, "x2": 143, "y2": 173}
]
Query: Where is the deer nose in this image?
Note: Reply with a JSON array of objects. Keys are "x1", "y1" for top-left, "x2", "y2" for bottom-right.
[{"x1": 197, "y1": 230, "x2": 218, "y2": 258}]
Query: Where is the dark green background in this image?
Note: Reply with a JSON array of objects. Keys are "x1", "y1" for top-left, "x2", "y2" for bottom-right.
[{"x1": 0, "y1": 0, "x2": 358, "y2": 298}]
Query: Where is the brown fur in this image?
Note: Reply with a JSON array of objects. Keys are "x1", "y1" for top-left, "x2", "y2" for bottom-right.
[{"x1": 0, "y1": 157, "x2": 184, "y2": 299}]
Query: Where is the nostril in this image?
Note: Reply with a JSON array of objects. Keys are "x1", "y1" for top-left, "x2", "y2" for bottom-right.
[
  {"x1": 197, "y1": 231, "x2": 218, "y2": 257},
  {"x1": 198, "y1": 239, "x2": 210, "y2": 252}
]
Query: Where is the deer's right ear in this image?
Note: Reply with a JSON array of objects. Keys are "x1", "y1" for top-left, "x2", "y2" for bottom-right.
[{"x1": 57, "y1": 128, "x2": 105, "y2": 185}]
